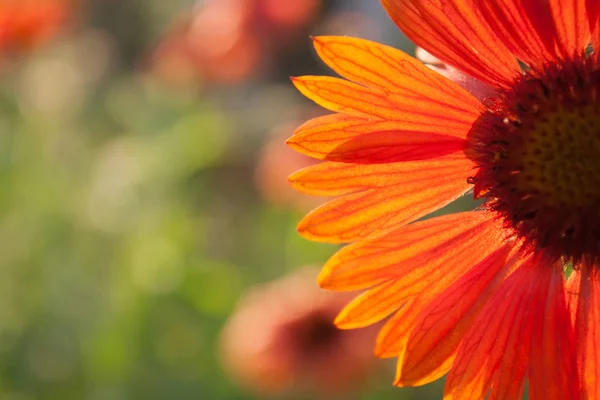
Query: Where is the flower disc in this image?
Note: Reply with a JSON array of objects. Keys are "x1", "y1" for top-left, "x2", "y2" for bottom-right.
[{"x1": 467, "y1": 55, "x2": 600, "y2": 266}]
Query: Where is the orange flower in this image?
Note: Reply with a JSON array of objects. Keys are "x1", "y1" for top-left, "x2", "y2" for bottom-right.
[
  {"x1": 220, "y1": 268, "x2": 378, "y2": 397},
  {"x1": 0, "y1": 0, "x2": 72, "y2": 55},
  {"x1": 288, "y1": 1, "x2": 600, "y2": 398}
]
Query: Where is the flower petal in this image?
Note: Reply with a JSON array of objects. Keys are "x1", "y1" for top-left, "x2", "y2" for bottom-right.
[
  {"x1": 291, "y1": 75, "x2": 399, "y2": 120},
  {"x1": 332, "y1": 213, "x2": 503, "y2": 361},
  {"x1": 566, "y1": 270, "x2": 580, "y2": 325},
  {"x1": 528, "y1": 263, "x2": 580, "y2": 400},
  {"x1": 310, "y1": 36, "x2": 483, "y2": 107},
  {"x1": 295, "y1": 156, "x2": 473, "y2": 242},
  {"x1": 444, "y1": 257, "x2": 540, "y2": 400},
  {"x1": 416, "y1": 48, "x2": 498, "y2": 101},
  {"x1": 334, "y1": 279, "x2": 410, "y2": 329},
  {"x1": 291, "y1": 37, "x2": 485, "y2": 165},
  {"x1": 288, "y1": 122, "x2": 464, "y2": 163},
  {"x1": 478, "y1": 0, "x2": 557, "y2": 67},
  {"x1": 289, "y1": 154, "x2": 470, "y2": 196},
  {"x1": 292, "y1": 113, "x2": 355, "y2": 133},
  {"x1": 572, "y1": 269, "x2": 600, "y2": 398},
  {"x1": 375, "y1": 297, "x2": 419, "y2": 358},
  {"x1": 292, "y1": 75, "x2": 483, "y2": 126},
  {"x1": 293, "y1": 114, "x2": 469, "y2": 140},
  {"x1": 548, "y1": 0, "x2": 591, "y2": 58},
  {"x1": 375, "y1": 225, "x2": 504, "y2": 364},
  {"x1": 317, "y1": 211, "x2": 499, "y2": 290},
  {"x1": 397, "y1": 245, "x2": 513, "y2": 386},
  {"x1": 589, "y1": 0, "x2": 600, "y2": 58},
  {"x1": 381, "y1": 0, "x2": 519, "y2": 87}
]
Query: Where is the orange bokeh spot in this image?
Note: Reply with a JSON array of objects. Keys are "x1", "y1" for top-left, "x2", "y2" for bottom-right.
[
  {"x1": 0, "y1": 0, "x2": 73, "y2": 54},
  {"x1": 258, "y1": 0, "x2": 321, "y2": 30}
]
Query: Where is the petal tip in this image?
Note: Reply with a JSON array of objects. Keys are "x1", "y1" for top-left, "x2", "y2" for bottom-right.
[
  {"x1": 284, "y1": 134, "x2": 299, "y2": 146},
  {"x1": 290, "y1": 76, "x2": 308, "y2": 91},
  {"x1": 333, "y1": 313, "x2": 352, "y2": 329},
  {"x1": 296, "y1": 220, "x2": 317, "y2": 241},
  {"x1": 286, "y1": 170, "x2": 302, "y2": 187},
  {"x1": 373, "y1": 345, "x2": 388, "y2": 358},
  {"x1": 311, "y1": 35, "x2": 325, "y2": 47},
  {"x1": 393, "y1": 376, "x2": 407, "y2": 388},
  {"x1": 316, "y1": 267, "x2": 333, "y2": 288},
  {"x1": 296, "y1": 214, "x2": 340, "y2": 243}
]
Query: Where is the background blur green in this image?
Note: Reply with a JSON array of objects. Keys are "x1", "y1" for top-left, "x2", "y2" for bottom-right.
[{"x1": 0, "y1": 1, "x2": 474, "y2": 399}]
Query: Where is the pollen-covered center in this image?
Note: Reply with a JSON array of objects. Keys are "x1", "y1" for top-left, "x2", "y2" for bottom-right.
[
  {"x1": 466, "y1": 57, "x2": 600, "y2": 265},
  {"x1": 517, "y1": 105, "x2": 600, "y2": 206}
]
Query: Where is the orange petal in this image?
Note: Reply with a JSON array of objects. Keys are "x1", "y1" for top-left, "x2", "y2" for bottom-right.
[
  {"x1": 375, "y1": 297, "x2": 419, "y2": 358},
  {"x1": 548, "y1": 0, "x2": 591, "y2": 58},
  {"x1": 589, "y1": 0, "x2": 600, "y2": 58},
  {"x1": 334, "y1": 279, "x2": 410, "y2": 329},
  {"x1": 397, "y1": 245, "x2": 513, "y2": 386},
  {"x1": 528, "y1": 263, "x2": 580, "y2": 400},
  {"x1": 293, "y1": 114, "x2": 469, "y2": 140},
  {"x1": 444, "y1": 257, "x2": 540, "y2": 400},
  {"x1": 573, "y1": 269, "x2": 600, "y2": 398},
  {"x1": 381, "y1": 0, "x2": 519, "y2": 88},
  {"x1": 318, "y1": 211, "x2": 499, "y2": 290},
  {"x1": 295, "y1": 156, "x2": 473, "y2": 242},
  {"x1": 289, "y1": 113, "x2": 468, "y2": 163},
  {"x1": 289, "y1": 154, "x2": 469, "y2": 196},
  {"x1": 291, "y1": 75, "x2": 396, "y2": 120},
  {"x1": 310, "y1": 36, "x2": 483, "y2": 109},
  {"x1": 374, "y1": 224, "x2": 504, "y2": 365},
  {"x1": 565, "y1": 269, "x2": 581, "y2": 326},
  {"x1": 292, "y1": 113, "x2": 355, "y2": 134},
  {"x1": 292, "y1": 74, "x2": 483, "y2": 126},
  {"x1": 478, "y1": 0, "x2": 557, "y2": 67},
  {"x1": 288, "y1": 123, "x2": 464, "y2": 163}
]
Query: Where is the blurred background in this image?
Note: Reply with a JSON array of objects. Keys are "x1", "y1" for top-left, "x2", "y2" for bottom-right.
[{"x1": 0, "y1": 1, "x2": 465, "y2": 399}]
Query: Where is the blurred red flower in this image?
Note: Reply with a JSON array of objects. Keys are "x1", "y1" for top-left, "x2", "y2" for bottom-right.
[
  {"x1": 220, "y1": 268, "x2": 379, "y2": 397},
  {"x1": 151, "y1": 0, "x2": 321, "y2": 85},
  {"x1": 0, "y1": 0, "x2": 73, "y2": 55}
]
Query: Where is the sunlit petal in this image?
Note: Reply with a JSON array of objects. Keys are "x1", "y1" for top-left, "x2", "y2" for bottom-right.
[{"x1": 381, "y1": 0, "x2": 519, "y2": 87}]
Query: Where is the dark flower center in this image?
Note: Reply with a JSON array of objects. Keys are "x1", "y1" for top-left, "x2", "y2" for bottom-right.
[
  {"x1": 466, "y1": 54, "x2": 600, "y2": 266},
  {"x1": 297, "y1": 312, "x2": 340, "y2": 350}
]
